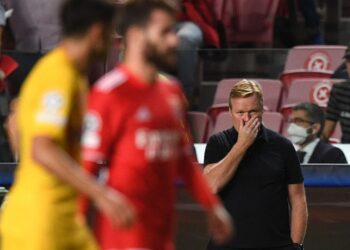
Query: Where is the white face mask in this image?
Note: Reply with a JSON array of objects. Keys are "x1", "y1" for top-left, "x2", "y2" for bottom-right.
[{"x1": 287, "y1": 123, "x2": 311, "y2": 145}]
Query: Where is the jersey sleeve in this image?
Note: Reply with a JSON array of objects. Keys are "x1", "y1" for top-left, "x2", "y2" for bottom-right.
[
  {"x1": 82, "y1": 89, "x2": 123, "y2": 164},
  {"x1": 30, "y1": 72, "x2": 75, "y2": 140}
]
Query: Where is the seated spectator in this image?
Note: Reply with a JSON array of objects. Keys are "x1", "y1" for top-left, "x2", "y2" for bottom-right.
[
  {"x1": 176, "y1": 0, "x2": 226, "y2": 109},
  {"x1": 0, "y1": 2, "x2": 5, "y2": 50},
  {"x1": 3, "y1": 0, "x2": 63, "y2": 53},
  {"x1": 287, "y1": 102, "x2": 347, "y2": 164}
]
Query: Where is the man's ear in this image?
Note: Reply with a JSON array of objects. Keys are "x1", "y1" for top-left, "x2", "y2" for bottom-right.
[
  {"x1": 88, "y1": 23, "x2": 104, "y2": 42},
  {"x1": 124, "y1": 25, "x2": 145, "y2": 47}
]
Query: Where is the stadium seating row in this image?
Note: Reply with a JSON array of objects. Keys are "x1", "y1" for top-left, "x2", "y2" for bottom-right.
[{"x1": 189, "y1": 45, "x2": 347, "y2": 143}]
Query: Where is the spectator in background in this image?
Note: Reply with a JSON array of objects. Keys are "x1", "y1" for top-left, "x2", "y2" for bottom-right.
[
  {"x1": 323, "y1": 45, "x2": 350, "y2": 143},
  {"x1": 2, "y1": 0, "x2": 63, "y2": 53},
  {"x1": 204, "y1": 79, "x2": 307, "y2": 250},
  {"x1": 0, "y1": 2, "x2": 5, "y2": 50},
  {"x1": 176, "y1": 0, "x2": 225, "y2": 108},
  {"x1": 287, "y1": 102, "x2": 347, "y2": 164},
  {"x1": 298, "y1": 0, "x2": 324, "y2": 44},
  {"x1": 0, "y1": 0, "x2": 65, "y2": 108},
  {"x1": 176, "y1": 21, "x2": 202, "y2": 108}
]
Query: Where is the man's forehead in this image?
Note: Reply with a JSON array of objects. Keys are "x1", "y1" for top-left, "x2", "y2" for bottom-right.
[
  {"x1": 149, "y1": 9, "x2": 175, "y2": 25},
  {"x1": 231, "y1": 96, "x2": 259, "y2": 106},
  {"x1": 291, "y1": 109, "x2": 308, "y2": 118}
]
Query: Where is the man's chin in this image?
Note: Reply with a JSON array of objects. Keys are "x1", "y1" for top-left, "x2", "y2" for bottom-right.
[{"x1": 159, "y1": 61, "x2": 177, "y2": 72}]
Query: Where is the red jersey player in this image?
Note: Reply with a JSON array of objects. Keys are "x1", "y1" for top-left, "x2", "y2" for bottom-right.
[{"x1": 82, "y1": 1, "x2": 233, "y2": 249}]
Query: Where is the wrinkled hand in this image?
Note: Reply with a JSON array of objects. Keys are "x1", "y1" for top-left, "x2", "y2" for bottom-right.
[
  {"x1": 207, "y1": 204, "x2": 234, "y2": 245},
  {"x1": 94, "y1": 187, "x2": 136, "y2": 228},
  {"x1": 236, "y1": 116, "x2": 260, "y2": 150}
]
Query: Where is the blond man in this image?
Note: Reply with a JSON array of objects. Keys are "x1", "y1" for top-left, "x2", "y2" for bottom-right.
[{"x1": 204, "y1": 79, "x2": 308, "y2": 250}]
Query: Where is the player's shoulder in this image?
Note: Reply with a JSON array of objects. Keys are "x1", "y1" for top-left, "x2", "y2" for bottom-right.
[
  {"x1": 23, "y1": 49, "x2": 76, "y2": 94},
  {"x1": 93, "y1": 67, "x2": 129, "y2": 93}
]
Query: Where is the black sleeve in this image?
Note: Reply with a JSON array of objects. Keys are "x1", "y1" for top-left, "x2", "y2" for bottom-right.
[
  {"x1": 284, "y1": 139, "x2": 304, "y2": 184},
  {"x1": 326, "y1": 147, "x2": 348, "y2": 164},
  {"x1": 204, "y1": 135, "x2": 226, "y2": 166}
]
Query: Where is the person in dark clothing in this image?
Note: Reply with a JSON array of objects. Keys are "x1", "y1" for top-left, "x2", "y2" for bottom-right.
[
  {"x1": 323, "y1": 46, "x2": 350, "y2": 143},
  {"x1": 204, "y1": 79, "x2": 308, "y2": 250},
  {"x1": 287, "y1": 102, "x2": 347, "y2": 164}
]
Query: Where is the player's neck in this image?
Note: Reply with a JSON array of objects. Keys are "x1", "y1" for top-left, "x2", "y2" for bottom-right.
[
  {"x1": 123, "y1": 53, "x2": 158, "y2": 85},
  {"x1": 59, "y1": 39, "x2": 91, "y2": 73}
]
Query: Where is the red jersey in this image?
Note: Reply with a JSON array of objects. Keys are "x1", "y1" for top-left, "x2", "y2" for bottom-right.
[{"x1": 82, "y1": 65, "x2": 218, "y2": 250}]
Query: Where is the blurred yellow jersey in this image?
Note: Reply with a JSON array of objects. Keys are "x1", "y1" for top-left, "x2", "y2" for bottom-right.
[{"x1": 0, "y1": 48, "x2": 97, "y2": 250}]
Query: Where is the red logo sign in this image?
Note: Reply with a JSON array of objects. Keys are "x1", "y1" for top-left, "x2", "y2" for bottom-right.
[
  {"x1": 305, "y1": 52, "x2": 330, "y2": 71},
  {"x1": 310, "y1": 81, "x2": 332, "y2": 107}
]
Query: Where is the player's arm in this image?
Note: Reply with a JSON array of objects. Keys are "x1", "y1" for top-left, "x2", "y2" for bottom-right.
[
  {"x1": 81, "y1": 89, "x2": 137, "y2": 227},
  {"x1": 4, "y1": 98, "x2": 19, "y2": 160},
  {"x1": 322, "y1": 86, "x2": 339, "y2": 141},
  {"x1": 288, "y1": 183, "x2": 308, "y2": 245},
  {"x1": 32, "y1": 136, "x2": 134, "y2": 228},
  {"x1": 178, "y1": 152, "x2": 234, "y2": 244},
  {"x1": 172, "y1": 87, "x2": 233, "y2": 243},
  {"x1": 177, "y1": 113, "x2": 233, "y2": 243},
  {"x1": 204, "y1": 117, "x2": 259, "y2": 193},
  {"x1": 31, "y1": 79, "x2": 134, "y2": 228}
]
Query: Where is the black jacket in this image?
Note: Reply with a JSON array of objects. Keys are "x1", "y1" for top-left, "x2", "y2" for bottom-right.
[{"x1": 308, "y1": 140, "x2": 347, "y2": 164}]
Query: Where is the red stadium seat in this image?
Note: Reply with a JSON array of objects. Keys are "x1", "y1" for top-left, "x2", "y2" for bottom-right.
[
  {"x1": 208, "y1": 111, "x2": 283, "y2": 137},
  {"x1": 187, "y1": 111, "x2": 211, "y2": 143},
  {"x1": 283, "y1": 45, "x2": 346, "y2": 72},
  {"x1": 208, "y1": 111, "x2": 232, "y2": 137},
  {"x1": 280, "y1": 45, "x2": 346, "y2": 92},
  {"x1": 220, "y1": 0, "x2": 280, "y2": 45},
  {"x1": 280, "y1": 70, "x2": 333, "y2": 95},
  {"x1": 207, "y1": 103, "x2": 230, "y2": 126},
  {"x1": 280, "y1": 78, "x2": 343, "y2": 120},
  {"x1": 263, "y1": 112, "x2": 284, "y2": 133}
]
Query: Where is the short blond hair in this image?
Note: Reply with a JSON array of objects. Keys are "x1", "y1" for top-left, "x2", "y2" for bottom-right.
[{"x1": 228, "y1": 79, "x2": 264, "y2": 110}]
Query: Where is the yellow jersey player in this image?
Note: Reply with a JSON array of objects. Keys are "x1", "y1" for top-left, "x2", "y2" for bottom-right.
[{"x1": 0, "y1": 0, "x2": 135, "y2": 249}]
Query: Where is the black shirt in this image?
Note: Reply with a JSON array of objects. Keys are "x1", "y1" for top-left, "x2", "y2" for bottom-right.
[
  {"x1": 204, "y1": 126, "x2": 304, "y2": 249},
  {"x1": 326, "y1": 80, "x2": 350, "y2": 143}
]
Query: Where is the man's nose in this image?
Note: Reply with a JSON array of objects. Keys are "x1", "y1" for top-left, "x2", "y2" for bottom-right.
[{"x1": 242, "y1": 112, "x2": 251, "y2": 122}]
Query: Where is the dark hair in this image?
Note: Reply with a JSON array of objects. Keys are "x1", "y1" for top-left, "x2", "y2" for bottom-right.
[
  {"x1": 61, "y1": 0, "x2": 117, "y2": 37},
  {"x1": 117, "y1": 0, "x2": 178, "y2": 36},
  {"x1": 293, "y1": 102, "x2": 325, "y2": 136}
]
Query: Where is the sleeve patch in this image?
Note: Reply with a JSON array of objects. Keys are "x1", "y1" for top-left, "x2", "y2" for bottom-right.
[
  {"x1": 82, "y1": 112, "x2": 102, "y2": 148},
  {"x1": 35, "y1": 91, "x2": 67, "y2": 126}
]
